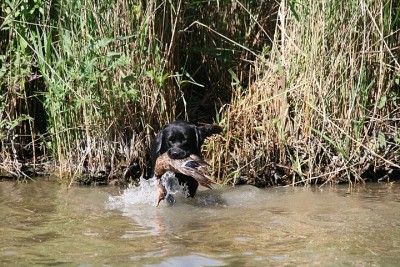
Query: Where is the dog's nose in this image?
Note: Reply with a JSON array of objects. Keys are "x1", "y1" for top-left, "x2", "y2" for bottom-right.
[
  {"x1": 170, "y1": 151, "x2": 181, "y2": 158},
  {"x1": 168, "y1": 149, "x2": 186, "y2": 159}
]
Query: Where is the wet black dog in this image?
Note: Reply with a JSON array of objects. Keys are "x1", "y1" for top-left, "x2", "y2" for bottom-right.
[{"x1": 150, "y1": 120, "x2": 222, "y2": 197}]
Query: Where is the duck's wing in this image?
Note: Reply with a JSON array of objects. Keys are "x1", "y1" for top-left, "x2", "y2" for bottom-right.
[
  {"x1": 178, "y1": 162, "x2": 215, "y2": 189},
  {"x1": 183, "y1": 159, "x2": 211, "y2": 173},
  {"x1": 167, "y1": 156, "x2": 215, "y2": 189},
  {"x1": 187, "y1": 155, "x2": 211, "y2": 167},
  {"x1": 183, "y1": 160, "x2": 204, "y2": 170},
  {"x1": 185, "y1": 169, "x2": 214, "y2": 189}
]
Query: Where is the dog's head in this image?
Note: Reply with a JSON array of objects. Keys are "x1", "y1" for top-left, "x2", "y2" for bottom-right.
[{"x1": 151, "y1": 120, "x2": 222, "y2": 164}]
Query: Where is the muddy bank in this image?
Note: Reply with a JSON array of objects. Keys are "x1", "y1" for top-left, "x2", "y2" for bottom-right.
[{"x1": 1, "y1": 158, "x2": 399, "y2": 187}]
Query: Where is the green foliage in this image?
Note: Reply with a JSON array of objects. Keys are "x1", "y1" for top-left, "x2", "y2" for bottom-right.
[
  {"x1": 1, "y1": 0, "x2": 170, "y2": 177},
  {"x1": 1, "y1": 0, "x2": 399, "y2": 186}
]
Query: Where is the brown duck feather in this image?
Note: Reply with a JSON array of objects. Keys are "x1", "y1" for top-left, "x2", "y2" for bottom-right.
[
  {"x1": 155, "y1": 178, "x2": 167, "y2": 207},
  {"x1": 154, "y1": 153, "x2": 215, "y2": 205}
]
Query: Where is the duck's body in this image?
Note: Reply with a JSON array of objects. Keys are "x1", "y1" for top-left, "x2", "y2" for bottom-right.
[{"x1": 154, "y1": 153, "x2": 214, "y2": 206}]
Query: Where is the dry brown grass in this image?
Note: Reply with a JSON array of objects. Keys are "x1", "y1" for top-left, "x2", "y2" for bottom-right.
[{"x1": 205, "y1": 0, "x2": 400, "y2": 186}]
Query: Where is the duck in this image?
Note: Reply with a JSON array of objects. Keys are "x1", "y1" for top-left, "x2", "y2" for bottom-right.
[{"x1": 154, "y1": 153, "x2": 215, "y2": 206}]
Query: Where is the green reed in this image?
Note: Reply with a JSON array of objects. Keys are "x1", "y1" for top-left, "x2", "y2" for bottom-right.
[
  {"x1": 1, "y1": 0, "x2": 398, "y2": 186},
  {"x1": 0, "y1": 0, "x2": 176, "y2": 179}
]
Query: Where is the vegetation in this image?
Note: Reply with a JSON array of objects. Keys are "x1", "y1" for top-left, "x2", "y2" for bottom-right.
[{"x1": 1, "y1": 0, "x2": 399, "y2": 186}]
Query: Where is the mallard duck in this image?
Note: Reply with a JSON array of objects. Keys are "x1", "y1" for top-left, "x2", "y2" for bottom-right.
[{"x1": 154, "y1": 153, "x2": 215, "y2": 206}]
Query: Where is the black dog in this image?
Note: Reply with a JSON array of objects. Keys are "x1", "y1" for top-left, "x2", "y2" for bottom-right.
[{"x1": 150, "y1": 120, "x2": 222, "y2": 197}]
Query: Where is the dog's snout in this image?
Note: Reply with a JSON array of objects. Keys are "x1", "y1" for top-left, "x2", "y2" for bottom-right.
[
  {"x1": 168, "y1": 148, "x2": 186, "y2": 159},
  {"x1": 170, "y1": 151, "x2": 180, "y2": 158}
]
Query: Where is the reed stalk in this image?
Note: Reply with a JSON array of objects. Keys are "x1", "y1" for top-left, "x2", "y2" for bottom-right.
[
  {"x1": 206, "y1": 0, "x2": 400, "y2": 185},
  {"x1": 1, "y1": 0, "x2": 398, "y2": 186}
]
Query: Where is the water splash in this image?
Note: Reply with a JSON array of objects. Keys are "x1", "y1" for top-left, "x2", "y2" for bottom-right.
[
  {"x1": 106, "y1": 173, "x2": 192, "y2": 236},
  {"x1": 107, "y1": 173, "x2": 186, "y2": 209}
]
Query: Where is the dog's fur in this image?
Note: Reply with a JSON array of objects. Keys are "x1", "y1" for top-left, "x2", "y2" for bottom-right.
[{"x1": 150, "y1": 120, "x2": 222, "y2": 197}]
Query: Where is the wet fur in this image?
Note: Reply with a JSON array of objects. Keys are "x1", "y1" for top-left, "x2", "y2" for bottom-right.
[{"x1": 150, "y1": 120, "x2": 222, "y2": 197}]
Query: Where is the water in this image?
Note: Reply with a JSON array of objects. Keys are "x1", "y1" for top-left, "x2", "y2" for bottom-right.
[{"x1": 1, "y1": 176, "x2": 400, "y2": 266}]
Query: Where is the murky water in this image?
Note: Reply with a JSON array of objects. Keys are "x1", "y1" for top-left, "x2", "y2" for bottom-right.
[{"x1": 1, "y1": 176, "x2": 400, "y2": 266}]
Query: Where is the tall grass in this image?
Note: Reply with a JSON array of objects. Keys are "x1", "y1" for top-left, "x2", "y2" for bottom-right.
[
  {"x1": 1, "y1": 0, "x2": 399, "y2": 186},
  {"x1": 1, "y1": 0, "x2": 179, "y2": 181},
  {"x1": 207, "y1": 0, "x2": 400, "y2": 186},
  {"x1": 1, "y1": 0, "x2": 275, "y2": 183}
]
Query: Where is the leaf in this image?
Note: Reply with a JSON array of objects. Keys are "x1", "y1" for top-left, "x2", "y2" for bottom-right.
[
  {"x1": 228, "y1": 68, "x2": 240, "y2": 86},
  {"x1": 46, "y1": 29, "x2": 52, "y2": 64},
  {"x1": 116, "y1": 34, "x2": 137, "y2": 41},
  {"x1": 122, "y1": 74, "x2": 135, "y2": 83},
  {"x1": 106, "y1": 52, "x2": 121, "y2": 57},
  {"x1": 377, "y1": 95, "x2": 386, "y2": 109},
  {"x1": 97, "y1": 38, "x2": 115, "y2": 48},
  {"x1": 378, "y1": 132, "x2": 386, "y2": 148},
  {"x1": 214, "y1": 105, "x2": 220, "y2": 124},
  {"x1": 144, "y1": 70, "x2": 154, "y2": 78},
  {"x1": 254, "y1": 126, "x2": 265, "y2": 132},
  {"x1": 271, "y1": 118, "x2": 280, "y2": 125},
  {"x1": 310, "y1": 127, "x2": 348, "y2": 159},
  {"x1": 19, "y1": 35, "x2": 27, "y2": 51},
  {"x1": 288, "y1": 0, "x2": 300, "y2": 21}
]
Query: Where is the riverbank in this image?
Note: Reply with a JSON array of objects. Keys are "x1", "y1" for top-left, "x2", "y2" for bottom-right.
[
  {"x1": 1, "y1": 156, "x2": 399, "y2": 188},
  {"x1": 1, "y1": 1, "x2": 399, "y2": 187}
]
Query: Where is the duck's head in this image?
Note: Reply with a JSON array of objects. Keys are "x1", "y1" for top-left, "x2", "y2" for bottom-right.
[{"x1": 154, "y1": 153, "x2": 172, "y2": 178}]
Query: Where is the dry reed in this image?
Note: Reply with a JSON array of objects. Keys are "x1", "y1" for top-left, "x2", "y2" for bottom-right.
[
  {"x1": 206, "y1": 0, "x2": 400, "y2": 186},
  {"x1": 1, "y1": 0, "x2": 399, "y2": 186}
]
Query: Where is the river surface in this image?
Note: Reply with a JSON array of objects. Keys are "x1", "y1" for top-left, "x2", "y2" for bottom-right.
[{"x1": 1, "y1": 176, "x2": 400, "y2": 266}]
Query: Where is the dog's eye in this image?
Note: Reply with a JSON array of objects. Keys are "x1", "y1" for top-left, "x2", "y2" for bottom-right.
[{"x1": 168, "y1": 133, "x2": 186, "y2": 144}]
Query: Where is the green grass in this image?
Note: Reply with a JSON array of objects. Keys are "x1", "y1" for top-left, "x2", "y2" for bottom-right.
[{"x1": 0, "y1": 0, "x2": 399, "y2": 186}]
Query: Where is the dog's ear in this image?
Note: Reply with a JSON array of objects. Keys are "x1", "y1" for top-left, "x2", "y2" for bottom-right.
[
  {"x1": 195, "y1": 124, "x2": 223, "y2": 151},
  {"x1": 150, "y1": 130, "x2": 164, "y2": 164}
]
